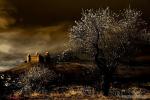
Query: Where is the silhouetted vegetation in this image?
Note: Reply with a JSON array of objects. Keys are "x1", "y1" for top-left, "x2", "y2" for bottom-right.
[{"x1": 69, "y1": 7, "x2": 150, "y2": 95}]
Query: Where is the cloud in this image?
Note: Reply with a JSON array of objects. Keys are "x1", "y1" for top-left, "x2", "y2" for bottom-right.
[
  {"x1": 0, "y1": 44, "x2": 12, "y2": 53},
  {"x1": 0, "y1": 22, "x2": 71, "y2": 55},
  {"x1": 0, "y1": 0, "x2": 16, "y2": 28}
]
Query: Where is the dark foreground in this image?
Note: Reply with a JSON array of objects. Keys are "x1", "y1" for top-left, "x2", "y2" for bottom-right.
[
  {"x1": 1, "y1": 84, "x2": 150, "y2": 100},
  {"x1": 0, "y1": 63, "x2": 150, "y2": 99}
]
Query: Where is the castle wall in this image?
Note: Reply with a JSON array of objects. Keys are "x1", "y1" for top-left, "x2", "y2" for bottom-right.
[
  {"x1": 27, "y1": 54, "x2": 40, "y2": 63},
  {"x1": 30, "y1": 56, "x2": 40, "y2": 63}
]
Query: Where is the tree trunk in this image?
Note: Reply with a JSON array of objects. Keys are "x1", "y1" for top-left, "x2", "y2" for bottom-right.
[
  {"x1": 102, "y1": 65, "x2": 116, "y2": 96},
  {"x1": 102, "y1": 72, "x2": 112, "y2": 96},
  {"x1": 95, "y1": 53, "x2": 116, "y2": 96}
]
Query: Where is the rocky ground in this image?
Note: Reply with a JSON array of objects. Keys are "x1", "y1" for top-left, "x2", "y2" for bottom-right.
[
  {"x1": 0, "y1": 62, "x2": 150, "y2": 99},
  {"x1": 7, "y1": 85, "x2": 150, "y2": 100}
]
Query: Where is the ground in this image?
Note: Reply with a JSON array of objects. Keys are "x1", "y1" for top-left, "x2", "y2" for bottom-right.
[
  {"x1": 0, "y1": 62, "x2": 150, "y2": 99},
  {"x1": 10, "y1": 84, "x2": 150, "y2": 99}
]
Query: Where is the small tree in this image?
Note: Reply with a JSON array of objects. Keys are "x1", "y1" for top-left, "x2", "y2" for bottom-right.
[{"x1": 69, "y1": 7, "x2": 149, "y2": 96}]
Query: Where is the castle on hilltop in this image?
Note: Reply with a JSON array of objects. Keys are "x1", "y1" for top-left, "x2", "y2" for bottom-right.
[{"x1": 26, "y1": 52, "x2": 51, "y2": 63}]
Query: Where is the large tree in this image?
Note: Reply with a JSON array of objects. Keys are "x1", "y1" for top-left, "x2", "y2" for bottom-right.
[{"x1": 69, "y1": 7, "x2": 150, "y2": 95}]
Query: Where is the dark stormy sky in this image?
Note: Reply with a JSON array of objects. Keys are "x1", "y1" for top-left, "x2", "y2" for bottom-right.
[
  {"x1": 0, "y1": 0, "x2": 150, "y2": 69},
  {"x1": 9, "y1": 0, "x2": 150, "y2": 25}
]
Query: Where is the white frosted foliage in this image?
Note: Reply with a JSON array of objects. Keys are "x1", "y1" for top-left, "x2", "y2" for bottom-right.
[{"x1": 69, "y1": 7, "x2": 149, "y2": 70}]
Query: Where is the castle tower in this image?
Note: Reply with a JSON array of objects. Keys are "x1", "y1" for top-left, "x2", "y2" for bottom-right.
[
  {"x1": 27, "y1": 53, "x2": 31, "y2": 63},
  {"x1": 35, "y1": 52, "x2": 40, "y2": 62},
  {"x1": 44, "y1": 51, "x2": 50, "y2": 63}
]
